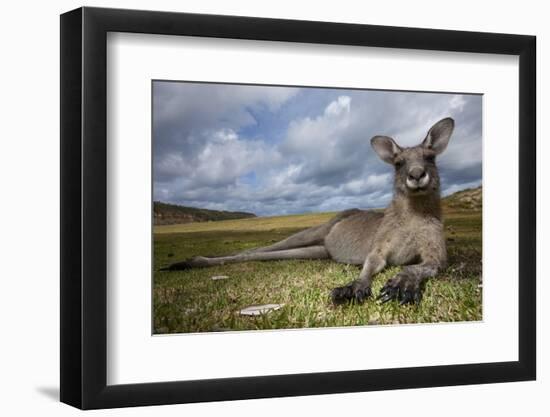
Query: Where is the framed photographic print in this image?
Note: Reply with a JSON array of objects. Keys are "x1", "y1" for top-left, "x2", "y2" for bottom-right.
[{"x1": 60, "y1": 6, "x2": 536, "y2": 410}]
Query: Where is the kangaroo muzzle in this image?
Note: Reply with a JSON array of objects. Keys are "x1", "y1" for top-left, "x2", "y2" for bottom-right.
[{"x1": 406, "y1": 167, "x2": 430, "y2": 190}]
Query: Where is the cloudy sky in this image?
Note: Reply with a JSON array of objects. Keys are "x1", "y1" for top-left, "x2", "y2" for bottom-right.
[{"x1": 153, "y1": 81, "x2": 482, "y2": 216}]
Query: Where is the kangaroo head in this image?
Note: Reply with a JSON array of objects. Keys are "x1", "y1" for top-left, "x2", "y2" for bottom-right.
[{"x1": 371, "y1": 117, "x2": 454, "y2": 197}]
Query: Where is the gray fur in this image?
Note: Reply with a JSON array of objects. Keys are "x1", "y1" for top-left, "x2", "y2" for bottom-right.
[{"x1": 165, "y1": 118, "x2": 455, "y2": 305}]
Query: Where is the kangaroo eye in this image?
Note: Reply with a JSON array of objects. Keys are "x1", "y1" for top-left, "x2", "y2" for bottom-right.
[
  {"x1": 425, "y1": 154, "x2": 435, "y2": 163},
  {"x1": 395, "y1": 160, "x2": 404, "y2": 169}
]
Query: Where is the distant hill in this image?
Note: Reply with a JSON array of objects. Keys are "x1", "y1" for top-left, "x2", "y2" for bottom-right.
[
  {"x1": 153, "y1": 202, "x2": 256, "y2": 225},
  {"x1": 443, "y1": 186, "x2": 482, "y2": 210}
]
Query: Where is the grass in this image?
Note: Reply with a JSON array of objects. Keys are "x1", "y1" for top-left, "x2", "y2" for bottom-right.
[{"x1": 153, "y1": 207, "x2": 482, "y2": 334}]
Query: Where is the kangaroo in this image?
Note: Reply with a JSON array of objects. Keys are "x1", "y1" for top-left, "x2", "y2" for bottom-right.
[{"x1": 164, "y1": 117, "x2": 455, "y2": 305}]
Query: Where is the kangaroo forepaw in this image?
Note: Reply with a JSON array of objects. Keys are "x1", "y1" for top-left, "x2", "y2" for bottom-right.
[
  {"x1": 331, "y1": 282, "x2": 372, "y2": 305},
  {"x1": 377, "y1": 275, "x2": 423, "y2": 305},
  {"x1": 161, "y1": 256, "x2": 209, "y2": 271}
]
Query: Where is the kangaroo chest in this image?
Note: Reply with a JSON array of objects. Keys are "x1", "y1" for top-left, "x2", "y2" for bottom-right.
[{"x1": 380, "y1": 215, "x2": 442, "y2": 266}]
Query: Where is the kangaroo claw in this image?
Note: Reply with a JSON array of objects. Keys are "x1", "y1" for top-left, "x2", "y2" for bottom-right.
[
  {"x1": 378, "y1": 275, "x2": 423, "y2": 305},
  {"x1": 331, "y1": 283, "x2": 372, "y2": 305}
]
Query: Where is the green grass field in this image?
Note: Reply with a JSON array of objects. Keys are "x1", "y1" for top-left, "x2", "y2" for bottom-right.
[{"x1": 153, "y1": 208, "x2": 482, "y2": 333}]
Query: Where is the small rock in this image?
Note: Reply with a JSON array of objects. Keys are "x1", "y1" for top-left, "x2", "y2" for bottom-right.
[
  {"x1": 240, "y1": 304, "x2": 285, "y2": 316},
  {"x1": 211, "y1": 275, "x2": 229, "y2": 280}
]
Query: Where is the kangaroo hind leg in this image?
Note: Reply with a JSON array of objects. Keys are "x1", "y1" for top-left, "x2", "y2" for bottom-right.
[
  {"x1": 163, "y1": 246, "x2": 329, "y2": 270},
  {"x1": 245, "y1": 224, "x2": 330, "y2": 254},
  {"x1": 162, "y1": 209, "x2": 360, "y2": 271},
  {"x1": 245, "y1": 209, "x2": 361, "y2": 254}
]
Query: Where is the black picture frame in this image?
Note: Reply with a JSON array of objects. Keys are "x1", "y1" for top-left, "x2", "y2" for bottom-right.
[{"x1": 60, "y1": 6, "x2": 536, "y2": 410}]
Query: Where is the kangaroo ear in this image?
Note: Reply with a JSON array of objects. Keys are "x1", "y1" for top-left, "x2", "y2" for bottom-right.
[
  {"x1": 422, "y1": 117, "x2": 455, "y2": 155},
  {"x1": 371, "y1": 135, "x2": 402, "y2": 164}
]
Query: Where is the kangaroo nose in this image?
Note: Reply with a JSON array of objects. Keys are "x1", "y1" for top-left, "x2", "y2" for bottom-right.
[{"x1": 408, "y1": 167, "x2": 426, "y2": 181}]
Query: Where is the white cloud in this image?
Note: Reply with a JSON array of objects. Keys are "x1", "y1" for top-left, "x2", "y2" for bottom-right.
[
  {"x1": 278, "y1": 95, "x2": 367, "y2": 187},
  {"x1": 181, "y1": 128, "x2": 278, "y2": 188},
  {"x1": 450, "y1": 94, "x2": 467, "y2": 112},
  {"x1": 324, "y1": 95, "x2": 351, "y2": 117},
  {"x1": 282, "y1": 96, "x2": 351, "y2": 154},
  {"x1": 342, "y1": 174, "x2": 392, "y2": 195}
]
